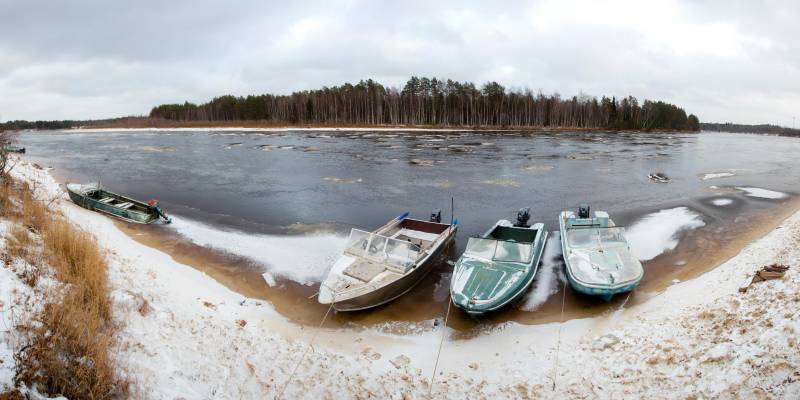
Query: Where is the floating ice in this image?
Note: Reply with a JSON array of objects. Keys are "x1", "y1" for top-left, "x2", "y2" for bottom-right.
[
  {"x1": 168, "y1": 217, "x2": 346, "y2": 285},
  {"x1": 735, "y1": 187, "x2": 787, "y2": 199},
  {"x1": 711, "y1": 198, "x2": 733, "y2": 206},
  {"x1": 520, "y1": 232, "x2": 565, "y2": 311},
  {"x1": 625, "y1": 207, "x2": 706, "y2": 261},
  {"x1": 701, "y1": 172, "x2": 734, "y2": 180}
]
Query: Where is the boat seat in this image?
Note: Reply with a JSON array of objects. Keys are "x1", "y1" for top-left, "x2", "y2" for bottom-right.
[
  {"x1": 116, "y1": 202, "x2": 134, "y2": 209},
  {"x1": 343, "y1": 261, "x2": 386, "y2": 282},
  {"x1": 99, "y1": 197, "x2": 114, "y2": 204}
]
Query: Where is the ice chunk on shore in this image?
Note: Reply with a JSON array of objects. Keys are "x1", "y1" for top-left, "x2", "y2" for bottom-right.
[{"x1": 626, "y1": 207, "x2": 705, "y2": 261}]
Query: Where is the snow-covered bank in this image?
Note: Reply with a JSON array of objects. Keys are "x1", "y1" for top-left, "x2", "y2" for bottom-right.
[{"x1": 8, "y1": 160, "x2": 800, "y2": 398}]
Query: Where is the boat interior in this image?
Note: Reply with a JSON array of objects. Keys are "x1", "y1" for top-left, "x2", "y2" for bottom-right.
[
  {"x1": 487, "y1": 225, "x2": 539, "y2": 243},
  {"x1": 85, "y1": 188, "x2": 149, "y2": 212},
  {"x1": 376, "y1": 218, "x2": 451, "y2": 249},
  {"x1": 341, "y1": 218, "x2": 452, "y2": 283}
]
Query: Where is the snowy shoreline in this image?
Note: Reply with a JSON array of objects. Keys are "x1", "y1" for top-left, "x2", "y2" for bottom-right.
[{"x1": 5, "y1": 160, "x2": 799, "y2": 398}]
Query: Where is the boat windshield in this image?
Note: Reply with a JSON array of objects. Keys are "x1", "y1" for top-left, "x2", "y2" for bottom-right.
[
  {"x1": 567, "y1": 227, "x2": 629, "y2": 249},
  {"x1": 345, "y1": 229, "x2": 422, "y2": 271},
  {"x1": 464, "y1": 237, "x2": 533, "y2": 264}
]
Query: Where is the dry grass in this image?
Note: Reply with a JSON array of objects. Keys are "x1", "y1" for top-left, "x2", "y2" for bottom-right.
[{"x1": 6, "y1": 180, "x2": 124, "y2": 398}]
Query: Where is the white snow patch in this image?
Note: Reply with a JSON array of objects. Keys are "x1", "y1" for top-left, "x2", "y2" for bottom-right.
[
  {"x1": 711, "y1": 198, "x2": 733, "y2": 206},
  {"x1": 735, "y1": 187, "x2": 788, "y2": 199},
  {"x1": 520, "y1": 232, "x2": 564, "y2": 311},
  {"x1": 626, "y1": 207, "x2": 706, "y2": 261},
  {"x1": 168, "y1": 217, "x2": 346, "y2": 285},
  {"x1": 701, "y1": 172, "x2": 734, "y2": 180}
]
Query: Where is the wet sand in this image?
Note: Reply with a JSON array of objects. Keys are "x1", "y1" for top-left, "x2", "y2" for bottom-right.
[{"x1": 113, "y1": 192, "x2": 800, "y2": 336}]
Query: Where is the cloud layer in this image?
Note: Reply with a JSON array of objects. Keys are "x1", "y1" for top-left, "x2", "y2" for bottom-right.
[{"x1": 1, "y1": 0, "x2": 798, "y2": 124}]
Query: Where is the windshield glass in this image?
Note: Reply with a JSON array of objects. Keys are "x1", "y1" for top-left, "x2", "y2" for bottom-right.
[
  {"x1": 345, "y1": 229, "x2": 422, "y2": 270},
  {"x1": 464, "y1": 237, "x2": 533, "y2": 264},
  {"x1": 567, "y1": 227, "x2": 628, "y2": 249}
]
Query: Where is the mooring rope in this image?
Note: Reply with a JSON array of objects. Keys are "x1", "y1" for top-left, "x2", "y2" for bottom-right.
[
  {"x1": 551, "y1": 278, "x2": 568, "y2": 391},
  {"x1": 428, "y1": 298, "x2": 452, "y2": 398},
  {"x1": 275, "y1": 301, "x2": 334, "y2": 400}
]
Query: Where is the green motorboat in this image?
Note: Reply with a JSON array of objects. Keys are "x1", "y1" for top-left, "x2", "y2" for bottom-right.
[
  {"x1": 66, "y1": 183, "x2": 171, "y2": 224},
  {"x1": 450, "y1": 208, "x2": 547, "y2": 316},
  {"x1": 559, "y1": 204, "x2": 643, "y2": 300}
]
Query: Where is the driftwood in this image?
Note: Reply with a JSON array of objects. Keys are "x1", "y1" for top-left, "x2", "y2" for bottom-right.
[{"x1": 739, "y1": 264, "x2": 790, "y2": 293}]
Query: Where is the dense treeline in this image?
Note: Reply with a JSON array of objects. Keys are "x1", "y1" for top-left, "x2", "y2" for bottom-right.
[
  {"x1": 701, "y1": 122, "x2": 800, "y2": 137},
  {"x1": 150, "y1": 77, "x2": 700, "y2": 131},
  {"x1": 0, "y1": 120, "x2": 84, "y2": 130}
]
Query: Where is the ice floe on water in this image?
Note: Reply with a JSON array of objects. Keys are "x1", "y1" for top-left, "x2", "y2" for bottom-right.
[
  {"x1": 700, "y1": 172, "x2": 734, "y2": 180},
  {"x1": 168, "y1": 217, "x2": 346, "y2": 285},
  {"x1": 735, "y1": 187, "x2": 787, "y2": 199},
  {"x1": 711, "y1": 198, "x2": 734, "y2": 206},
  {"x1": 625, "y1": 207, "x2": 706, "y2": 261},
  {"x1": 480, "y1": 179, "x2": 522, "y2": 188},
  {"x1": 520, "y1": 232, "x2": 564, "y2": 311}
]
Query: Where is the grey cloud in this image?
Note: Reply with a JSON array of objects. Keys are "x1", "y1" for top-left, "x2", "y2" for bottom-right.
[{"x1": 0, "y1": 0, "x2": 798, "y2": 124}]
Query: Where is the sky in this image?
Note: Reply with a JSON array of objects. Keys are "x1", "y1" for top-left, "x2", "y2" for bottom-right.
[{"x1": 1, "y1": 0, "x2": 798, "y2": 125}]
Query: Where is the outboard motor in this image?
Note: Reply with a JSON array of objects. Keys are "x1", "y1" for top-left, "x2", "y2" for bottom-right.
[
  {"x1": 430, "y1": 209, "x2": 442, "y2": 223},
  {"x1": 514, "y1": 207, "x2": 531, "y2": 227},
  {"x1": 148, "y1": 199, "x2": 172, "y2": 224},
  {"x1": 578, "y1": 204, "x2": 591, "y2": 219}
]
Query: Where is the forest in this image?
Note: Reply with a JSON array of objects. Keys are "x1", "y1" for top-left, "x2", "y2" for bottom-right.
[
  {"x1": 149, "y1": 77, "x2": 700, "y2": 131},
  {"x1": 701, "y1": 122, "x2": 800, "y2": 137}
]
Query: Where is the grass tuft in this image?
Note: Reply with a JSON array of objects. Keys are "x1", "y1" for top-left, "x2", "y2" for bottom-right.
[{"x1": 6, "y1": 179, "x2": 124, "y2": 399}]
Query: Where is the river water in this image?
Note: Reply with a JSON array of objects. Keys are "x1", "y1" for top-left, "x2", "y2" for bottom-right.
[{"x1": 18, "y1": 129, "x2": 800, "y2": 333}]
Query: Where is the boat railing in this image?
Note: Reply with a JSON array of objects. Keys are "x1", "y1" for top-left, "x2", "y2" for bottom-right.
[{"x1": 344, "y1": 229, "x2": 422, "y2": 273}]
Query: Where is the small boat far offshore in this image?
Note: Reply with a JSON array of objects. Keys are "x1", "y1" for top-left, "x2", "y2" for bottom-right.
[
  {"x1": 66, "y1": 183, "x2": 172, "y2": 224},
  {"x1": 559, "y1": 205, "x2": 643, "y2": 300},
  {"x1": 450, "y1": 208, "x2": 547, "y2": 316},
  {"x1": 318, "y1": 210, "x2": 458, "y2": 312}
]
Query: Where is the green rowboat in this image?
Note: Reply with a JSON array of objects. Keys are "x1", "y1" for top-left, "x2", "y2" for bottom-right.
[
  {"x1": 66, "y1": 183, "x2": 171, "y2": 224},
  {"x1": 2, "y1": 145, "x2": 25, "y2": 154},
  {"x1": 450, "y1": 209, "x2": 547, "y2": 316}
]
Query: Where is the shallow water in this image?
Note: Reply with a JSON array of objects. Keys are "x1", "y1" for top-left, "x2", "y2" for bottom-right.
[{"x1": 18, "y1": 129, "x2": 800, "y2": 332}]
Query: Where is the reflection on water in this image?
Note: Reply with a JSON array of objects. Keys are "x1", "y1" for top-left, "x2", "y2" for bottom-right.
[{"x1": 19, "y1": 129, "x2": 800, "y2": 333}]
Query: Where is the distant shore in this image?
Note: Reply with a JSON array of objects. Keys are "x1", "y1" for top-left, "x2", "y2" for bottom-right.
[{"x1": 68, "y1": 118, "x2": 698, "y2": 133}]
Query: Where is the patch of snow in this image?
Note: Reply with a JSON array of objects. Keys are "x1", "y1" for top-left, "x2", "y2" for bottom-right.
[
  {"x1": 626, "y1": 207, "x2": 706, "y2": 261},
  {"x1": 168, "y1": 217, "x2": 346, "y2": 285},
  {"x1": 735, "y1": 187, "x2": 788, "y2": 199},
  {"x1": 711, "y1": 198, "x2": 734, "y2": 206}
]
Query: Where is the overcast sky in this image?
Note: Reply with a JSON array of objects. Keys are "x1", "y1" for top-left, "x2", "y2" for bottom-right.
[{"x1": 1, "y1": 0, "x2": 798, "y2": 125}]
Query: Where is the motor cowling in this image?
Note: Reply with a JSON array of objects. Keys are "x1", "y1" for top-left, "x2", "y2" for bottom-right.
[
  {"x1": 578, "y1": 204, "x2": 591, "y2": 219},
  {"x1": 514, "y1": 207, "x2": 531, "y2": 227},
  {"x1": 430, "y1": 209, "x2": 442, "y2": 223},
  {"x1": 148, "y1": 199, "x2": 172, "y2": 224}
]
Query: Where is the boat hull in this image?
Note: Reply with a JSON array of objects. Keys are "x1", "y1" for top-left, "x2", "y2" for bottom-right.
[
  {"x1": 565, "y1": 272, "x2": 640, "y2": 301},
  {"x1": 67, "y1": 185, "x2": 163, "y2": 224},
  {"x1": 329, "y1": 226, "x2": 457, "y2": 312}
]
